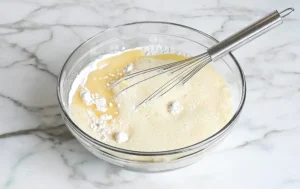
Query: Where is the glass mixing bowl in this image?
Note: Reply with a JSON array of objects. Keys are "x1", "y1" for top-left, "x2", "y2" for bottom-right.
[{"x1": 57, "y1": 22, "x2": 246, "y2": 172}]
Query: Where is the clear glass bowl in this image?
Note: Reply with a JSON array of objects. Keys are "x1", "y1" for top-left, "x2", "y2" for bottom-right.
[{"x1": 57, "y1": 22, "x2": 246, "y2": 172}]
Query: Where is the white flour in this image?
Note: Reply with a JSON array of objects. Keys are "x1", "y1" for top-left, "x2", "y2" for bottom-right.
[
  {"x1": 115, "y1": 132, "x2": 129, "y2": 143},
  {"x1": 95, "y1": 98, "x2": 107, "y2": 112},
  {"x1": 168, "y1": 101, "x2": 184, "y2": 115}
]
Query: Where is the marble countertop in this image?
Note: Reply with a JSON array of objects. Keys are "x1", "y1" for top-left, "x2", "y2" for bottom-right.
[{"x1": 0, "y1": 0, "x2": 299, "y2": 188}]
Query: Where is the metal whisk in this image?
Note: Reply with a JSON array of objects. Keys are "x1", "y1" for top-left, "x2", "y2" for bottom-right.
[{"x1": 113, "y1": 8, "x2": 294, "y2": 108}]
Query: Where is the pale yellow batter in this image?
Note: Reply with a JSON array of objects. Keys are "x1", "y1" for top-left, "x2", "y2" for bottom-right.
[{"x1": 70, "y1": 48, "x2": 233, "y2": 152}]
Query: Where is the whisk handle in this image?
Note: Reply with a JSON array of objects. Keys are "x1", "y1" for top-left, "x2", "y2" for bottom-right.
[{"x1": 207, "y1": 8, "x2": 294, "y2": 61}]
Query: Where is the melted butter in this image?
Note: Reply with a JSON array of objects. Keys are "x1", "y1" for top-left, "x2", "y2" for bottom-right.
[{"x1": 71, "y1": 49, "x2": 187, "y2": 118}]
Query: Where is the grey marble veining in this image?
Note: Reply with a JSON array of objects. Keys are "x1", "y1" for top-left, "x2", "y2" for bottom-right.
[{"x1": 0, "y1": 0, "x2": 299, "y2": 188}]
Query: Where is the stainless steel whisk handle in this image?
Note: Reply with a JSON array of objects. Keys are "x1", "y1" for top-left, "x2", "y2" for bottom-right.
[{"x1": 207, "y1": 8, "x2": 294, "y2": 61}]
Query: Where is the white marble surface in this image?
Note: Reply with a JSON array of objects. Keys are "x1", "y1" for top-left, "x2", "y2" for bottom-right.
[{"x1": 0, "y1": 0, "x2": 299, "y2": 188}]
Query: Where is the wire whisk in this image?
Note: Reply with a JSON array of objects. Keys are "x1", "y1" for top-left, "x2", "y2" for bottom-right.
[{"x1": 112, "y1": 8, "x2": 294, "y2": 108}]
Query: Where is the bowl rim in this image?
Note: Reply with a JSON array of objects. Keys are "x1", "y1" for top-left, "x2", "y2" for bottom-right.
[{"x1": 57, "y1": 21, "x2": 246, "y2": 156}]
